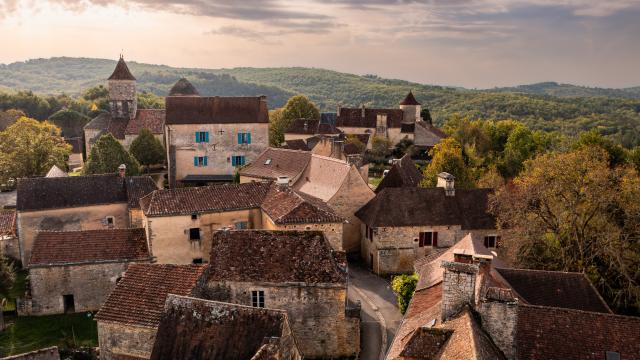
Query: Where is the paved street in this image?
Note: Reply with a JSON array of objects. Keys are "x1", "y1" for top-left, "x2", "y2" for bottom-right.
[{"x1": 348, "y1": 261, "x2": 404, "y2": 360}]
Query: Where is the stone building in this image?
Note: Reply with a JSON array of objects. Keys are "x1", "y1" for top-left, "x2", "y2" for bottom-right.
[
  {"x1": 16, "y1": 173, "x2": 157, "y2": 265},
  {"x1": 25, "y1": 228, "x2": 151, "y2": 315},
  {"x1": 356, "y1": 173, "x2": 497, "y2": 274},
  {"x1": 95, "y1": 264, "x2": 207, "y2": 360},
  {"x1": 240, "y1": 148, "x2": 375, "y2": 252},
  {"x1": 150, "y1": 295, "x2": 301, "y2": 360},
  {"x1": 139, "y1": 181, "x2": 344, "y2": 264},
  {"x1": 164, "y1": 78, "x2": 269, "y2": 186},
  {"x1": 0, "y1": 211, "x2": 18, "y2": 260},
  {"x1": 201, "y1": 230, "x2": 360, "y2": 359}
]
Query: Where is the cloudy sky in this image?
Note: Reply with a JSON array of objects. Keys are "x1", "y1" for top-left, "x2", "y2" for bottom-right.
[{"x1": 1, "y1": 0, "x2": 639, "y2": 88}]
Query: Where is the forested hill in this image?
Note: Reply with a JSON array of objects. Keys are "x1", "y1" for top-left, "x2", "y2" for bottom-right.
[{"x1": 1, "y1": 57, "x2": 640, "y2": 146}]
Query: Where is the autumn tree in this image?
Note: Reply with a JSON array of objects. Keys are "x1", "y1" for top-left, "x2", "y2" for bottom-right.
[
  {"x1": 391, "y1": 273, "x2": 418, "y2": 315},
  {"x1": 83, "y1": 134, "x2": 140, "y2": 176},
  {"x1": 0, "y1": 109, "x2": 25, "y2": 131},
  {"x1": 129, "y1": 129, "x2": 165, "y2": 168},
  {"x1": 269, "y1": 95, "x2": 320, "y2": 147},
  {"x1": 0, "y1": 117, "x2": 71, "y2": 182},
  {"x1": 491, "y1": 147, "x2": 640, "y2": 314},
  {"x1": 421, "y1": 137, "x2": 474, "y2": 188}
]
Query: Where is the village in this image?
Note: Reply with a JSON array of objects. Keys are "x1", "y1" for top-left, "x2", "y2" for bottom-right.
[{"x1": 0, "y1": 55, "x2": 638, "y2": 360}]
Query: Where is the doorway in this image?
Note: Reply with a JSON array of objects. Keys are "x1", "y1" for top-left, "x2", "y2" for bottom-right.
[{"x1": 63, "y1": 294, "x2": 75, "y2": 314}]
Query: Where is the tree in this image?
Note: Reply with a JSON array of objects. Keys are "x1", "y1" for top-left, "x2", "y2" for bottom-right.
[
  {"x1": 0, "y1": 253, "x2": 15, "y2": 331},
  {"x1": 268, "y1": 108, "x2": 286, "y2": 147},
  {"x1": 491, "y1": 147, "x2": 640, "y2": 315},
  {"x1": 0, "y1": 109, "x2": 26, "y2": 131},
  {"x1": 269, "y1": 95, "x2": 320, "y2": 147},
  {"x1": 392, "y1": 138, "x2": 414, "y2": 158},
  {"x1": 137, "y1": 92, "x2": 165, "y2": 109},
  {"x1": 574, "y1": 129, "x2": 627, "y2": 168},
  {"x1": 83, "y1": 134, "x2": 140, "y2": 176},
  {"x1": 48, "y1": 108, "x2": 91, "y2": 138},
  {"x1": 391, "y1": 273, "x2": 418, "y2": 314},
  {"x1": 345, "y1": 135, "x2": 366, "y2": 154},
  {"x1": 0, "y1": 117, "x2": 71, "y2": 182},
  {"x1": 129, "y1": 129, "x2": 166, "y2": 168},
  {"x1": 420, "y1": 138, "x2": 475, "y2": 188},
  {"x1": 369, "y1": 136, "x2": 392, "y2": 164}
]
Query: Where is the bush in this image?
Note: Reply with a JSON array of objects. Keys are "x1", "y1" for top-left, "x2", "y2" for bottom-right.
[
  {"x1": 391, "y1": 273, "x2": 418, "y2": 314},
  {"x1": 129, "y1": 129, "x2": 165, "y2": 167}
]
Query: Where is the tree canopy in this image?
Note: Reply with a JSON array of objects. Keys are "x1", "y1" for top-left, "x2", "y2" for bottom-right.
[
  {"x1": 269, "y1": 95, "x2": 320, "y2": 146},
  {"x1": 420, "y1": 137, "x2": 475, "y2": 189},
  {"x1": 83, "y1": 134, "x2": 140, "y2": 176},
  {"x1": 129, "y1": 129, "x2": 165, "y2": 167}
]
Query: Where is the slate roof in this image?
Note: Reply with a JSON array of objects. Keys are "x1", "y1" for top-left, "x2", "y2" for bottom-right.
[
  {"x1": 320, "y1": 112, "x2": 337, "y2": 126},
  {"x1": 239, "y1": 148, "x2": 311, "y2": 182},
  {"x1": 336, "y1": 108, "x2": 404, "y2": 128},
  {"x1": 375, "y1": 154, "x2": 422, "y2": 193},
  {"x1": 125, "y1": 176, "x2": 159, "y2": 209},
  {"x1": 0, "y1": 211, "x2": 16, "y2": 236},
  {"x1": 400, "y1": 91, "x2": 421, "y2": 106},
  {"x1": 356, "y1": 187, "x2": 495, "y2": 229},
  {"x1": 168, "y1": 78, "x2": 200, "y2": 96},
  {"x1": 495, "y1": 268, "x2": 611, "y2": 313},
  {"x1": 84, "y1": 112, "x2": 129, "y2": 139},
  {"x1": 95, "y1": 264, "x2": 206, "y2": 327},
  {"x1": 261, "y1": 185, "x2": 343, "y2": 225},
  {"x1": 17, "y1": 175, "x2": 157, "y2": 211},
  {"x1": 165, "y1": 96, "x2": 268, "y2": 125},
  {"x1": 285, "y1": 118, "x2": 342, "y2": 135},
  {"x1": 208, "y1": 230, "x2": 346, "y2": 284},
  {"x1": 282, "y1": 139, "x2": 311, "y2": 151},
  {"x1": 150, "y1": 295, "x2": 296, "y2": 360},
  {"x1": 416, "y1": 120, "x2": 447, "y2": 139},
  {"x1": 29, "y1": 228, "x2": 150, "y2": 267},
  {"x1": 108, "y1": 57, "x2": 136, "y2": 81},
  {"x1": 124, "y1": 109, "x2": 165, "y2": 135}
]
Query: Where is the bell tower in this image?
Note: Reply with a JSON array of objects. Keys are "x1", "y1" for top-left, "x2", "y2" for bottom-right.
[
  {"x1": 108, "y1": 55, "x2": 137, "y2": 120},
  {"x1": 399, "y1": 90, "x2": 422, "y2": 124}
]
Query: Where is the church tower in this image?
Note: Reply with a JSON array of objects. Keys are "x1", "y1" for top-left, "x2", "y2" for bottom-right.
[
  {"x1": 399, "y1": 91, "x2": 422, "y2": 124},
  {"x1": 108, "y1": 55, "x2": 137, "y2": 120}
]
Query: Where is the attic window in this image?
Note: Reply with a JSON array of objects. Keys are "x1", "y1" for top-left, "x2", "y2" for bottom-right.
[
  {"x1": 191, "y1": 213, "x2": 198, "y2": 220},
  {"x1": 105, "y1": 216, "x2": 115, "y2": 227},
  {"x1": 265, "y1": 159, "x2": 272, "y2": 165}
]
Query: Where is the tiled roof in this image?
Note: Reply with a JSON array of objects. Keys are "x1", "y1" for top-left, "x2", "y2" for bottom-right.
[
  {"x1": 336, "y1": 108, "x2": 404, "y2": 128},
  {"x1": 141, "y1": 182, "x2": 271, "y2": 217},
  {"x1": 29, "y1": 228, "x2": 150, "y2": 266},
  {"x1": 356, "y1": 187, "x2": 495, "y2": 229},
  {"x1": 400, "y1": 91, "x2": 421, "y2": 106},
  {"x1": 415, "y1": 120, "x2": 447, "y2": 139},
  {"x1": 282, "y1": 139, "x2": 311, "y2": 151},
  {"x1": 0, "y1": 211, "x2": 16, "y2": 236},
  {"x1": 375, "y1": 154, "x2": 422, "y2": 193},
  {"x1": 165, "y1": 96, "x2": 268, "y2": 125},
  {"x1": 150, "y1": 295, "x2": 295, "y2": 360},
  {"x1": 125, "y1": 176, "x2": 159, "y2": 209},
  {"x1": 293, "y1": 154, "x2": 354, "y2": 202},
  {"x1": 208, "y1": 230, "x2": 346, "y2": 284},
  {"x1": 108, "y1": 57, "x2": 136, "y2": 81},
  {"x1": 168, "y1": 78, "x2": 200, "y2": 96},
  {"x1": 516, "y1": 304, "x2": 640, "y2": 360},
  {"x1": 95, "y1": 264, "x2": 206, "y2": 327},
  {"x1": 84, "y1": 112, "x2": 129, "y2": 139},
  {"x1": 400, "y1": 123, "x2": 415, "y2": 133},
  {"x1": 124, "y1": 109, "x2": 165, "y2": 135},
  {"x1": 261, "y1": 185, "x2": 343, "y2": 225},
  {"x1": 495, "y1": 268, "x2": 611, "y2": 313},
  {"x1": 239, "y1": 147, "x2": 311, "y2": 182},
  {"x1": 285, "y1": 118, "x2": 342, "y2": 135}
]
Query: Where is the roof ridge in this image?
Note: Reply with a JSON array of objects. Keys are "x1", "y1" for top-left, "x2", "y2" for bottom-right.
[
  {"x1": 310, "y1": 153, "x2": 350, "y2": 165},
  {"x1": 519, "y1": 303, "x2": 640, "y2": 320},
  {"x1": 495, "y1": 267, "x2": 587, "y2": 276}
]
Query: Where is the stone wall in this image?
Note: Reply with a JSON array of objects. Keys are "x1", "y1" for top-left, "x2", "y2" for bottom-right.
[
  {"x1": 441, "y1": 261, "x2": 478, "y2": 321},
  {"x1": 28, "y1": 261, "x2": 139, "y2": 315},
  {"x1": 202, "y1": 281, "x2": 359, "y2": 359},
  {"x1": 1, "y1": 235, "x2": 20, "y2": 261},
  {"x1": 17, "y1": 203, "x2": 130, "y2": 265},
  {"x1": 108, "y1": 80, "x2": 137, "y2": 120},
  {"x1": 98, "y1": 321, "x2": 157, "y2": 360},
  {"x1": 260, "y1": 212, "x2": 344, "y2": 251},
  {"x1": 3, "y1": 346, "x2": 60, "y2": 360},
  {"x1": 83, "y1": 128, "x2": 102, "y2": 155},
  {"x1": 478, "y1": 297, "x2": 518, "y2": 360}
]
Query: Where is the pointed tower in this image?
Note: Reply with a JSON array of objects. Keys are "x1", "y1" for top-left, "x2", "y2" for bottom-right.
[
  {"x1": 399, "y1": 91, "x2": 422, "y2": 124},
  {"x1": 108, "y1": 55, "x2": 137, "y2": 120}
]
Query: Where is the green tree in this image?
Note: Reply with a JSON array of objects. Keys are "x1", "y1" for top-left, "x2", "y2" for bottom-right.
[
  {"x1": 345, "y1": 135, "x2": 366, "y2": 153},
  {"x1": 421, "y1": 138, "x2": 474, "y2": 188},
  {"x1": 137, "y1": 92, "x2": 165, "y2": 109},
  {"x1": 48, "y1": 108, "x2": 91, "y2": 138},
  {"x1": 392, "y1": 138, "x2": 414, "y2": 158},
  {"x1": 269, "y1": 95, "x2": 320, "y2": 147},
  {"x1": 629, "y1": 147, "x2": 640, "y2": 173},
  {"x1": 391, "y1": 273, "x2": 418, "y2": 314},
  {"x1": 129, "y1": 129, "x2": 166, "y2": 167},
  {"x1": 0, "y1": 117, "x2": 71, "y2": 182},
  {"x1": 268, "y1": 108, "x2": 286, "y2": 147},
  {"x1": 574, "y1": 129, "x2": 627, "y2": 168},
  {"x1": 369, "y1": 136, "x2": 392, "y2": 163},
  {"x1": 83, "y1": 134, "x2": 140, "y2": 176}
]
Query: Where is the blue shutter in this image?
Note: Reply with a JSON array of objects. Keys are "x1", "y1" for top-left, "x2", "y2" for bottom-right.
[
  {"x1": 237, "y1": 133, "x2": 242, "y2": 144},
  {"x1": 231, "y1": 156, "x2": 236, "y2": 166},
  {"x1": 194, "y1": 157, "x2": 198, "y2": 166},
  {"x1": 205, "y1": 132, "x2": 209, "y2": 143},
  {"x1": 240, "y1": 156, "x2": 246, "y2": 166},
  {"x1": 203, "y1": 156, "x2": 208, "y2": 166},
  {"x1": 247, "y1": 132, "x2": 251, "y2": 144},
  {"x1": 195, "y1": 132, "x2": 199, "y2": 143}
]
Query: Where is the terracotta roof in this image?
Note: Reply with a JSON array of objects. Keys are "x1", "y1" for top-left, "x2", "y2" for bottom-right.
[
  {"x1": 141, "y1": 182, "x2": 271, "y2": 217},
  {"x1": 261, "y1": 185, "x2": 343, "y2": 225},
  {"x1": 336, "y1": 108, "x2": 404, "y2": 128},
  {"x1": 29, "y1": 228, "x2": 150, "y2": 267},
  {"x1": 108, "y1": 57, "x2": 136, "y2": 81},
  {"x1": 17, "y1": 175, "x2": 156, "y2": 211},
  {"x1": 239, "y1": 148, "x2": 311, "y2": 182},
  {"x1": 285, "y1": 118, "x2": 342, "y2": 135},
  {"x1": 0, "y1": 211, "x2": 16, "y2": 236},
  {"x1": 125, "y1": 176, "x2": 159, "y2": 209},
  {"x1": 495, "y1": 268, "x2": 611, "y2": 313},
  {"x1": 45, "y1": 165, "x2": 67, "y2": 178},
  {"x1": 84, "y1": 112, "x2": 129, "y2": 139},
  {"x1": 168, "y1": 78, "x2": 200, "y2": 96},
  {"x1": 400, "y1": 91, "x2": 421, "y2": 106},
  {"x1": 356, "y1": 187, "x2": 496, "y2": 229},
  {"x1": 95, "y1": 264, "x2": 206, "y2": 327},
  {"x1": 375, "y1": 154, "x2": 422, "y2": 193},
  {"x1": 150, "y1": 295, "x2": 296, "y2": 360},
  {"x1": 124, "y1": 109, "x2": 165, "y2": 135},
  {"x1": 293, "y1": 154, "x2": 354, "y2": 202},
  {"x1": 282, "y1": 139, "x2": 311, "y2": 151},
  {"x1": 516, "y1": 304, "x2": 640, "y2": 360},
  {"x1": 208, "y1": 230, "x2": 346, "y2": 284},
  {"x1": 165, "y1": 96, "x2": 268, "y2": 125}
]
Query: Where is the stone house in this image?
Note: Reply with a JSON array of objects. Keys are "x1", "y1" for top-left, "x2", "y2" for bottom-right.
[
  {"x1": 201, "y1": 230, "x2": 360, "y2": 359},
  {"x1": 95, "y1": 264, "x2": 207, "y2": 360},
  {"x1": 164, "y1": 79, "x2": 269, "y2": 187},
  {"x1": 356, "y1": 173, "x2": 497, "y2": 274},
  {"x1": 0, "y1": 211, "x2": 18, "y2": 260},
  {"x1": 150, "y1": 294, "x2": 301, "y2": 360},
  {"x1": 386, "y1": 234, "x2": 640, "y2": 360},
  {"x1": 25, "y1": 228, "x2": 151, "y2": 316},
  {"x1": 240, "y1": 147, "x2": 375, "y2": 253},
  {"x1": 139, "y1": 181, "x2": 345, "y2": 264},
  {"x1": 16, "y1": 173, "x2": 157, "y2": 265}
]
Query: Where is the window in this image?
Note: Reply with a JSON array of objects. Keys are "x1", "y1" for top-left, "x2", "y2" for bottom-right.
[
  {"x1": 419, "y1": 232, "x2": 438, "y2": 247},
  {"x1": 192, "y1": 258, "x2": 203, "y2": 264},
  {"x1": 264, "y1": 158, "x2": 272, "y2": 165},
  {"x1": 235, "y1": 221, "x2": 248, "y2": 230},
  {"x1": 191, "y1": 213, "x2": 198, "y2": 220},
  {"x1": 376, "y1": 126, "x2": 387, "y2": 134},
  {"x1": 251, "y1": 290, "x2": 265, "y2": 308},
  {"x1": 105, "y1": 216, "x2": 115, "y2": 227},
  {"x1": 484, "y1": 235, "x2": 500, "y2": 249},
  {"x1": 366, "y1": 226, "x2": 374, "y2": 242},
  {"x1": 238, "y1": 132, "x2": 252, "y2": 144},
  {"x1": 231, "y1": 155, "x2": 246, "y2": 167},
  {"x1": 189, "y1": 228, "x2": 201, "y2": 241},
  {"x1": 194, "y1": 156, "x2": 208, "y2": 167},
  {"x1": 195, "y1": 131, "x2": 209, "y2": 143}
]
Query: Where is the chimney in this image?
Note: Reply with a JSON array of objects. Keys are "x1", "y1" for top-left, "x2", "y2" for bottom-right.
[
  {"x1": 337, "y1": 104, "x2": 342, "y2": 117},
  {"x1": 453, "y1": 249, "x2": 473, "y2": 264},
  {"x1": 332, "y1": 139, "x2": 344, "y2": 160},
  {"x1": 276, "y1": 176, "x2": 290, "y2": 188},
  {"x1": 441, "y1": 260, "x2": 478, "y2": 321},
  {"x1": 118, "y1": 164, "x2": 127, "y2": 178},
  {"x1": 478, "y1": 287, "x2": 518, "y2": 360},
  {"x1": 303, "y1": 120, "x2": 308, "y2": 132},
  {"x1": 437, "y1": 172, "x2": 455, "y2": 196},
  {"x1": 361, "y1": 104, "x2": 366, "y2": 118}
]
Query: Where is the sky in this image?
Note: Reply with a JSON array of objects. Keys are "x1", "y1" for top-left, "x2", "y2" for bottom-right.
[{"x1": 0, "y1": 0, "x2": 639, "y2": 89}]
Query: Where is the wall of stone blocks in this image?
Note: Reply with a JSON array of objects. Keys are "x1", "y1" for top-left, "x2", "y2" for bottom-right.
[
  {"x1": 260, "y1": 212, "x2": 344, "y2": 251},
  {"x1": 98, "y1": 321, "x2": 157, "y2": 360},
  {"x1": 441, "y1": 262, "x2": 478, "y2": 321},
  {"x1": 1, "y1": 235, "x2": 20, "y2": 261},
  {"x1": 478, "y1": 300, "x2": 518, "y2": 360}
]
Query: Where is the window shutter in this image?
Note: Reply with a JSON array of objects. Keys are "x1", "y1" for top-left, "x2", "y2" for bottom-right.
[
  {"x1": 247, "y1": 132, "x2": 251, "y2": 144},
  {"x1": 418, "y1": 232, "x2": 423, "y2": 247},
  {"x1": 194, "y1": 157, "x2": 198, "y2": 166},
  {"x1": 232, "y1": 156, "x2": 236, "y2": 166},
  {"x1": 241, "y1": 156, "x2": 246, "y2": 165},
  {"x1": 195, "y1": 132, "x2": 200, "y2": 143},
  {"x1": 205, "y1": 132, "x2": 209, "y2": 142},
  {"x1": 484, "y1": 236, "x2": 489, "y2": 248},
  {"x1": 433, "y1": 232, "x2": 438, "y2": 247},
  {"x1": 203, "y1": 156, "x2": 208, "y2": 166},
  {"x1": 237, "y1": 133, "x2": 242, "y2": 144}
]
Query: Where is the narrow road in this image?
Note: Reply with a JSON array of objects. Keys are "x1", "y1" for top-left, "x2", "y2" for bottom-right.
[{"x1": 348, "y1": 261, "x2": 404, "y2": 360}]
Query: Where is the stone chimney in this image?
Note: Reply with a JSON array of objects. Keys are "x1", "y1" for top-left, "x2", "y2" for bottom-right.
[
  {"x1": 118, "y1": 164, "x2": 127, "y2": 178},
  {"x1": 332, "y1": 139, "x2": 344, "y2": 160},
  {"x1": 337, "y1": 104, "x2": 342, "y2": 117},
  {"x1": 436, "y1": 172, "x2": 455, "y2": 197},
  {"x1": 361, "y1": 104, "x2": 366, "y2": 118},
  {"x1": 276, "y1": 176, "x2": 290, "y2": 188},
  {"x1": 478, "y1": 287, "x2": 518, "y2": 360},
  {"x1": 441, "y1": 260, "x2": 478, "y2": 321},
  {"x1": 453, "y1": 249, "x2": 473, "y2": 264}
]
